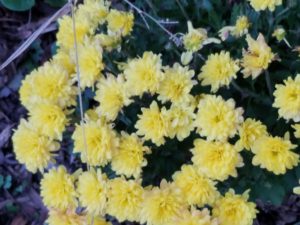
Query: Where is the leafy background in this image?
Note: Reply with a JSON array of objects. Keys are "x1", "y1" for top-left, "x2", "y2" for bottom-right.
[{"x1": 1, "y1": 0, "x2": 300, "y2": 224}]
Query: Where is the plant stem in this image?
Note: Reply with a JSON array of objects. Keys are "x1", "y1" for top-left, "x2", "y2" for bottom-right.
[
  {"x1": 265, "y1": 70, "x2": 273, "y2": 98},
  {"x1": 122, "y1": 0, "x2": 182, "y2": 46},
  {"x1": 175, "y1": 0, "x2": 189, "y2": 21},
  {"x1": 70, "y1": 1, "x2": 90, "y2": 173}
]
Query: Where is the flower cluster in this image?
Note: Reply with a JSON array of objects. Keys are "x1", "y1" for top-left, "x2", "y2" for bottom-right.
[{"x1": 12, "y1": 0, "x2": 300, "y2": 225}]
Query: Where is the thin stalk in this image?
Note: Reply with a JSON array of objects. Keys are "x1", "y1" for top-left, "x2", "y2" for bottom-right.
[
  {"x1": 265, "y1": 70, "x2": 273, "y2": 98},
  {"x1": 70, "y1": 0, "x2": 91, "y2": 173},
  {"x1": 175, "y1": 0, "x2": 189, "y2": 21},
  {"x1": 122, "y1": 0, "x2": 181, "y2": 46},
  {"x1": 70, "y1": 3, "x2": 94, "y2": 225}
]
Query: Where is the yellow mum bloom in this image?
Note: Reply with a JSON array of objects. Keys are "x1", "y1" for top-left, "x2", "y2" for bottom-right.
[
  {"x1": 19, "y1": 62, "x2": 76, "y2": 109},
  {"x1": 91, "y1": 216, "x2": 112, "y2": 225},
  {"x1": 41, "y1": 166, "x2": 77, "y2": 210},
  {"x1": 111, "y1": 132, "x2": 150, "y2": 178},
  {"x1": 107, "y1": 9, "x2": 134, "y2": 36},
  {"x1": 12, "y1": 119, "x2": 59, "y2": 173},
  {"x1": 72, "y1": 120, "x2": 118, "y2": 166},
  {"x1": 252, "y1": 135, "x2": 299, "y2": 175},
  {"x1": 194, "y1": 95, "x2": 244, "y2": 141},
  {"x1": 292, "y1": 124, "x2": 300, "y2": 138},
  {"x1": 94, "y1": 74, "x2": 132, "y2": 121},
  {"x1": 272, "y1": 27, "x2": 286, "y2": 42},
  {"x1": 47, "y1": 210, "x2": 82, "y2": 225},
  {"x1": 198, "y1": 51, "x2": 239, "y2": 92},
  {"x1": 135, "y1": 101, "x2": 169, "y2": 146},
  {"x1": 76, "y1": 0, "x2": 109, "y2": 28},
  {"x1": 273, "y1": 75, "x2": 300, "y2": 122},
  {"x1": 249, "y1": 0, "x2": 282, "y2": 11},
  {"x1": 94, "y1": 33, "x2": 122, "y2": 51},
  {"x1": 191, "y1": 139, "x2": 244, "y2": 181},
  {"x1": 141, "y1": 180, "x2": 186, "y2": 225},
  {"x1": 158, "y1": 63, "x2": 196, "y2": 104},
  {"x1": 242, "y1": 34, "x2": 275, "y2": 79},
  {"x1": 47, "y1": 211, "x2": 112, "y2": 225},
  {"x1": 236, "y1": 118, "x2": 268, "y2": 150},
  {"x1": 56, "y1": 15, "x2": 90, "y2": 50},
  {"x1": 232, "y1": 16, "x2": 250, "y2": 37},
  {"x1": 213, "y1": 189, "x2": 257, "y2": 225},
  {"x1": 174, "y1": 208, "x2": 218, "y2": 225},
  {"x1": 72, "y1": 39, "x2": 104, "y2": 89},
  {"x1": 52, "y1": 50, "x2": 75, "y2": 75},
  {"x1": 183, "y1": 21, "x2": 219, "y2": 52},
  {"x1": 107, "y1": 178, "x2": 144, "y2": 222},
  {"x1": 173, "y1": 165, "x2": 219, "y2": 207},
  {"x1": 183, "y1": 21, "x2": 208, "y2": 52},
  {"x1": 165, "y1": 104, "x2": 195, "y2": 141},
  {"x1": 29, "y1": 103, "x2": 67, "y2": 140},
  {"x1": 77, "y1": 169, "x2": 107, "y2": 215},
  {"x1": 124, "y1": 51, "x2": 164, "y2": 96}
]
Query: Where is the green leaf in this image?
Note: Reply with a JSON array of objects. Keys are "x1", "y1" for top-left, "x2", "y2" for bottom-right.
[
  {"x1": 45, "y1": 0, "x2": 67, "y2": 7},
  {"x1": 0, "y1": 0, "x2": 35, "y2": 11},
  {"x1": 0, "y1": 175, "x2": 4, "y2": 188},
  {"x1": 4, "y1": 175, "x2": 12, "y2": 189}
]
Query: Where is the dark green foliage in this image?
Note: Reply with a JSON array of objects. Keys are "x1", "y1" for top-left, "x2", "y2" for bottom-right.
[
  {"x1": 0, "y1": 0, "x2": 35, "y2": 11},
  {"x1": 0, "y1": 0, "x2": 67, "y2": 11}
]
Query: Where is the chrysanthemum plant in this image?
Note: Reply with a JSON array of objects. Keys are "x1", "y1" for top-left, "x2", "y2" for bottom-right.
[{"x1": 11, "y1": 0, "x2": 300, "y2": 224}]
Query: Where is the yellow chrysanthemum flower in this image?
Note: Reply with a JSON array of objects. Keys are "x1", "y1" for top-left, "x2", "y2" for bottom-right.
[
  {"x1": 236, "y1": 118, "x2": 268, "y2": 150},
  {"x1": 292, "y1": 124, "x2": 300, "y2": 138},
  {"x1": 183, "y1": 21, "x2": 208, "y2": 52},
  {"x1": 242, "y1": 33, "x2": 275, "y2": 79},
  {"x1": 47, "y1": 210, "x2": 82, "y2": 225},
  {"x1": 91, "y1": 216, "x2": 113, "y2": 225},
  {"x1": 29, "y1": 103, "x2": 67, "y2": 140},
  {"x1": 249, "y1": 0, "x2": 282, "y2": 11},
  {"x1": 111, "y1": 132, "x2": 150, "y2": 178},
  {"x1": 174, "y1": 208, "x2": 218, "y2": 225},
  {"x1": 94, "y1": 33, "x2": 122, "y2": 51},
  {"x1": 56, "y1": 15, "x2": 91, "y2": 50},
  {"x1": 213, "y1": 189, "x2": 257, "y2": 225},
  {"x1": 183, "y1": 21, "x2": 219, "y2": 52},
  {"x1": 72, "y1": 120, "x2": 118, "y2": 166},
  {"x1": 135, "y1": 101, "x2": 169, "y2": 146},
  {"x1": 12, "y1": 119, "x2": 59, "y2": 173},
  {"x1": 52, "y1": 50, "x2": 75, "y2": 75},
  {"x1": 165, "y1": 104, "x2": 195, "y2": 141},
  {"x1": 232, "y1": 16, "x2": 250, "y2": 37},
  {"x1": 41, "y1": 166, "x2": 77, "y2": 210},
  {"x1": 272, "y1": 27, "x2": 286, "y2": 42},
  {"x1": 191, "y1": 139, "x2": 244, "y2": 181},
  {"x1": 76, "y1": 0, "x2": 109, "y2": 28},
  {"x1": 141, "y1": 180, "x2": 186, "y2": 225},
  {"x1": 194, "y1": 95, "x2": 244, "y2": 141},
  {"x1": 47, "y1": 211, "x2": 112, "y2": 225},
  {"x1": 158, "y1": 63, "x2": 196, "y2": 104},
  {"x1": 19, "y1": 62, "x2": 76, "y2": 109},
  {"x1": 124, "y1": 51, "x2": 164, "y2": 96},
  {"x1": 252, "y1": 135, "x2": 299, "y2": 175},
  {"x1": 77, "y1": 169, "x2": 107, "y2": 215},
  {"x1": 72, "y1": 39, "x2": 104, "y2": 89},
  {"x1": 107, "y1": 178, "x2": 144, "y2": 222},
  {"x1": 198, "y1": 51, "x2": 239, "y2": 92},
  {"x1": 94, "y1": 74, "x2": 132, "y2": 121},
  {"x1": 173, "y1": 165, "x2": 219, "y2": 207},
  {"x1": 107, "y1": 9, "x2": 134, "y2": 36},
  {"x1": 273, "y1": 75, "x2": 300, "y2": 122}
]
